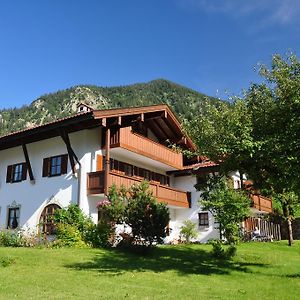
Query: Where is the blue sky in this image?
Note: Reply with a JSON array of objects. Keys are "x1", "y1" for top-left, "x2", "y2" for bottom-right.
[{"x1": 0, "y1": 0, "x2": 300, "y2": 109}]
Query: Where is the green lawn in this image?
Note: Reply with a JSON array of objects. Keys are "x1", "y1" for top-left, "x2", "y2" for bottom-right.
[{"x1": 0, "y1": 242, "x2": 299, "y2": 300}]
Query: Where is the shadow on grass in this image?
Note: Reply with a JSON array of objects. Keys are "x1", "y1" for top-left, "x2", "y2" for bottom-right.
[
  {"x1": 285, "y1": 273, "x2": 300, "y2": 278},
  {"x1": 65, "y1": 245, "x2": 266, "y2": 277}
]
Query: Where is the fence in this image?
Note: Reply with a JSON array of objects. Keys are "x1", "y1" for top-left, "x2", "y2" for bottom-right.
[{"x1": 243, "y1": 217, "x2": 281, "y2": 241}]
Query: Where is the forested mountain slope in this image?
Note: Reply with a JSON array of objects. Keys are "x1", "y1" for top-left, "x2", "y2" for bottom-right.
[{"x1": 0, "y1": 79, "x2": 220, "y2": 136}]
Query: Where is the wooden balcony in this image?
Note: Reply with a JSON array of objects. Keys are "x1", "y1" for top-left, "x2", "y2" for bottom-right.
[
  {"x1": 109, "y1": 127, "x2": 183, "y2": 169},
  {"x1": 87, "y1": 171, "x2": 105, "y2": 195},
  {"x1": 250, "y1": 194, "x2": 272, "y2": 213},
  {"x1": 87, "y1": 171, "x2": 190, "y2": 208}
]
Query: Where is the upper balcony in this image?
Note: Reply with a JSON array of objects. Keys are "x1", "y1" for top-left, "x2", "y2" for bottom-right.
[
  {"x1": 87, "y1": 171, "x2": 190, "y2": 208},
  {"x1": 109, "y1": 127, "x2": 183, "y2": 170},
  {"x1": 250, "y1": 194, "x2": 272, "y2": 213}
]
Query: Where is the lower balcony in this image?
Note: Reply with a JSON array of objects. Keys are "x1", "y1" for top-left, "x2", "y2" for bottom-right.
[
  {"x1": 250, "y1": 194, "x2": 272, "y2": 213},
  {"x1": 87, "y1": 171, "x2": 190, "y2": 208}
]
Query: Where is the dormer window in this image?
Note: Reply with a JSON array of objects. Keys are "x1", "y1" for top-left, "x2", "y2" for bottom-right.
[{"x1": 77, "y1": 103, "x2": 93, "y2": 113}]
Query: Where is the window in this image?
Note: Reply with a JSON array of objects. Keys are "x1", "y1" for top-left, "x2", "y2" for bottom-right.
[
  {"x1": 7, "y1": 207, "x2": 20, "y2": 229},
  {"x1": 144, "y1": 170, "x2": 151, "y2": 181},
  {"x1": 124, "y1": 164, "x2": 133, "y2": 176},
  {"x1": 40, "y1": 204, "x2": 61, "y2": 235},
  {"x1": 6, "y1": 163, "x2": 27, "y2": 183},
  {"x1": 42, "y1": 154, "x2": 68, "y2": 177},
  {"x1": 198, "y1": 212, "x2": 209, "y2": 227},
  {"x1": 105, "y1": 157, "x2": 170, "y2": 186},
  {"x1": 158, "y1": 174, "x2": 170, "y2": 186},
  {"x1": 51, "y1": 156, "x2": 62, "y2": 176}
]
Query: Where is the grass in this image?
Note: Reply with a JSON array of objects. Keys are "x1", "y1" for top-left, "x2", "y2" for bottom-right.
[{"x1": 0, "y1": 242, "x2": 299, "y2": 299}]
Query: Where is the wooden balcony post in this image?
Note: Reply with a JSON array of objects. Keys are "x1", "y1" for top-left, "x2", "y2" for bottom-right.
[{"x1": 104, "y1": 127, "x2": 111, "y2": 195}]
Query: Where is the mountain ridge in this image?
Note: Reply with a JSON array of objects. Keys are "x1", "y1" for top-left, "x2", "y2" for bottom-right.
[{"x1": 0, "y1": 79, "x2": 220, "y2": 136}]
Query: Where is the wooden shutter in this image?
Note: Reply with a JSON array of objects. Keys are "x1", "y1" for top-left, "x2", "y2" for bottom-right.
[
  {"x1": 6, "y1": 165, "x2": 13, "y2": 183},
  {"x1": 42, "y1": 158, "x2": 50, "y2": 177},
  {"x1": 21, "y1": 163, "x2": 27, "y2": 180},
  {"x1": 96, "y1": 155, "x2": 103, "y2": 171},
  {"x1": 61, "y1": 154, "x2": 68, "y2": 174}
]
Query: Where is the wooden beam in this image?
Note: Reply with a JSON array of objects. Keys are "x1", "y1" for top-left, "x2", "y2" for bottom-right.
[
  {"x1": 21, "y1": 144, "x2": 35, "y2": 181},
  {"x1": 104, "y1": 127, "x2": 111, "y2": 195},
  {"x1": 163, "y1": 110, "x2": 168, "y2": 119},
  {"x1": 145, "y1": 119, "x2": 168, "y2": 143},
  {"x1": 156, "y1": 117, "x2": 177, "y2": 139},
  {"x1": 175, "y1": 136, "x2": 187, "y2": 145},
  {"x1": 144, "y1": 111, "x2": 166, "y2": 121},
  {"x1": 60, "y1": 130, "x2": 81, "y2": 174}
]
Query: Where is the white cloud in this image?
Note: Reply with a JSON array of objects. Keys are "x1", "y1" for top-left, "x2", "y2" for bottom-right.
[{"x1": 177, "y1": 0, "x2": 300, "y2": 25}]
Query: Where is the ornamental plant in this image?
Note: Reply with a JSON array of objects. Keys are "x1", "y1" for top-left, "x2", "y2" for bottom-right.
[
  {"x1": 124, "y1": 181, "x2": 170, "y2": 248},
  {"x1": 104, "y1": 181, "x2": 170, "y2": 252},
  {"x1": 96, "y1": 198, "x2": 111, "y2": 209},
  {"x1": 180, "y1": 220, "x2": 198, "y2": 243}
]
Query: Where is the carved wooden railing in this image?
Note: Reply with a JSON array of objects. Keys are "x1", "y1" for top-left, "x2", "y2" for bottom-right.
[
  {"x1": 87, "y1": 171, "x2": 190, "y2": 208},
  {"x1": 110, "y1": 127, "x2": 183, "y2": 169}
]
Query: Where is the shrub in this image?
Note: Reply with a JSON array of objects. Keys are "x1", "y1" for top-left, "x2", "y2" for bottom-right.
[
  {"x1": 54, "y1": 204, "x2": 96, "y2": 247},
  {"x1": 0, "y1": 256, "x2": 15, "y2": 267},
  {"x1": 54, "y1": 204, "x2": 93, "y2": 234},
  {"x1": 210, "y1": 240, "x2": 237, "y2": 259},
  {"x1": 180, "y1": 220, "x2": 198, "y2": 243},
  {"x1": 84, "y1": 222, "x2": 114, "y2": 248},
  {"x1": 0, "y1": 230, "x2": 24, "y2": 247},
  {"x1": 55, "y1": 223, "x2": 86, "y2": 248}
]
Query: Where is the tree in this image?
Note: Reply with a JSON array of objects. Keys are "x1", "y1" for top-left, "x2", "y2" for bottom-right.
[
  {"x1": 199, "y1": 176, "x2": 250, "y2": 245},
  {"x1": 125, "y1": 181, "x2": 170, "y2": 247},
  {"x1": 245, "y1": 54, "x2": 300, "y2": 245},
  {"x1": 272, "y1": 192, "x2": 300, "y2": 246},
  {"x1": 182, "y1": 98, "x2": 254, "y2": 185},
  {"x1": 184, "y1": 53, "x2": 300, "y2": 245},
  {"x1": 105, "y1": 182, "x2": 170, "y2": 250}
]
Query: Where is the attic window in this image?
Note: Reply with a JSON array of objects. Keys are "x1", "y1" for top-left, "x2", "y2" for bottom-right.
[{"x1": 77, "y1": 103, "x2": 93, "y2": 113}]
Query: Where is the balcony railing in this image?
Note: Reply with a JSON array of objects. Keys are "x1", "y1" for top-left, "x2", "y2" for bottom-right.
[
  {"x1": 250, "y1": 194, "x2": 272, "y2": 213},
  {"x1": 87, "y1": 171, "x2": 105, "y2": 195},
  {"x1": 109, "y1": 127, "x2": 183, "y2": 169},
  {"x1": 87, "y1": 171, "x2": 190, "y2": 208}
]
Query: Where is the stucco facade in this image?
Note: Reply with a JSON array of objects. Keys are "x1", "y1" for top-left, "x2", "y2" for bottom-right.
[{"x1": 1, "y1": 105, "x2": 252, "y2": 243}]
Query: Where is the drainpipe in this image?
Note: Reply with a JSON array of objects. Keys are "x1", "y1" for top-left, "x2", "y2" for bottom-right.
[
  {"x1": 104, "y1": 127, "x2": 111, "y2": 195},
  {"x1": 77, "y1": 165, "x2": 81, "y2": 207}
]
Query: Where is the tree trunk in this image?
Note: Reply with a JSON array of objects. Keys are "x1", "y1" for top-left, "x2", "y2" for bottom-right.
[
  {"x1": 239, "y1": 171, "x2": 244, "y2": 189},
  {"x1": 287, "y1": 217, "x2": 293, "y2": 246},
  {"x1": 283, "y1": 203, "x2": 294, "y2": 246}
]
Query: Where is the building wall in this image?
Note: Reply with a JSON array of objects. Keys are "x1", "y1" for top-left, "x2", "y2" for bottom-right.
[
  {"x1": 0, "y1": 125, "x2": 238, "y2": 244},
  {"x1": 0, "y1": 127, "x2": 102, "y2": 231},
  {"x1": 167, "y1": 175, "x2": 220, "y2": 243}
]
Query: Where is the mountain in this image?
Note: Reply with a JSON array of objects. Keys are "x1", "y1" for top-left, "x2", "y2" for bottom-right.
[{"x1": 0, "y1": 79, "x2": 220, "y2": 136}]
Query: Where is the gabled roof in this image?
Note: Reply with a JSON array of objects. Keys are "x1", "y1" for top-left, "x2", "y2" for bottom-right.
[{"x1": 0, "y1": 104, "x2": 196, "y2": 151}]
